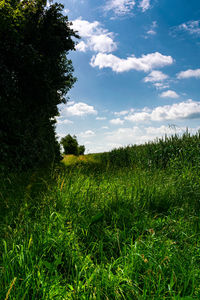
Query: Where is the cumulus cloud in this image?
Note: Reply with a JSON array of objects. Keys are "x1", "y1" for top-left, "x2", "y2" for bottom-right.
[
  {"x1": 90, "y1": 52, "x2": 174, "y2": 73},
  {"x1": 177, "y1": 68, "x2": 200, "y2": 79},
  {"x1": 138, "y1": 0, "x2": 151, "y2": 12},
  {"x1": 125, "y1": 100, "x2": 200, "y2": 122},
  {"x1": 61, "y1": 102, "x2": 97, "y2": 117},
  {"x1": 71, "y1": 19, "x2": 117, "y2": 53},
  {"x1": 125, "y1": 112, "x2": 150, "y2": 122},
  {"x1": 104, "y1": 0, "x2": 136, "y2": 16},
  {"x1": 110, "y1": 118, "x2": 124, "y2": 125},
  {"x1": 72, "y1": 19, "x2": 99, "y2": 37},
  {"x1": 160, "y1": 90, "x2": 179, "y2": 98},
  {"x1": 144, "y1": 70, "x2": 168, "y2": 82},
  {"x1": 79, "y1": 130, "x2": 96, "y2": 138}
]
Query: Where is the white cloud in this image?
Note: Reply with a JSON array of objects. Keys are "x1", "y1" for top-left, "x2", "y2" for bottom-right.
[
  {"x1": 138, "y1": 0, "x2": 151, "y2": 12},
  {"x1": 91, "y1": 52, "x2": 174, "y2": 73},
  {"x1": 105, "y1": 126, "x2": 142, "y2": 143},
  {"x1": 114, "y1": 110, "x2": 131, "y2": 116},
  {"x1": 147, "y1": 29, "x2": 156, "y2": 35},
  {"x1": 145, "y1": 21, "x2": 157, "y2": 38},
  {"x1": 178, "y1": 20, "x2": 200, "y2": 36},
  {"x1": 144, "y1": 70, "x2": 169, "y2": 90},
  {"x1": 57, "y1": 118, "x2": 73, "y2": 124},
  {"x1": 96, "y1": 116, "x2": 107, "y2": 120},
  {"x1": 71, "y1": 19, "x2": 117, "y2": 53},
  {"x1": 104, "y1": 0, "x2": 152, "y2": 17},
  {"x1": 177, "y1": 68, "x2": 200, "y2": 79},
  {"x1": 145, "y1": 125, "x2": 173, "y2": 136},
  {"x1": 67, "y1": 101, "x2": 75, "y2": 106},
  {"x1": 79, "y1": 130, "x2": 96, "y2": 138},
  {"x1": 72, "y1": 19, "x2": 100, "y2": 37},
  {"x1": 125, "y1": 112, "x2": 150, "y2": 122},
  {"x1": 160, "y1": 90, "x2": 179, "y2": 98},
  {"x1": 76, "y1": 41, "x2": 87, "y2": 52},
  {"x1": 110, "y1": 118, "x2": 124, "y2": 125},
  {"x1": 61, "y1": 102, "x2": 97, "y2": 117},
  {"x1": 89, "y1": 34, "x2": 117, "y2": 53},
  {"x1": 144, "y1": 70, "x2": 168, "y2": 82},
  {"x1": 56, "y1": 133, "x2": 66, "y2": 140},
  {"x1": 153, "y1": 82, "x2": 170, "y2": 90},
  {"x1": 104, "y1": 0, "x2": 136, "y2": 16},
  {"x1": 125, "y1": 100, "x2": 200, "y2": 122}
]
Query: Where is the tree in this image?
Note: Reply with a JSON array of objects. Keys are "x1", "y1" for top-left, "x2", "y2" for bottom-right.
[
  {"x1": 61, "y1": 135, "x2": 79, "y2": 156},
  {"x1": 0, "y1": 0, "x2": 79, "y2": 169},
  {"x1": 60, "y1": 135, "x2": 86, "y2": 155},
  {"x1": 78, "y1": 145, "x2": 85, "y2": 155}
]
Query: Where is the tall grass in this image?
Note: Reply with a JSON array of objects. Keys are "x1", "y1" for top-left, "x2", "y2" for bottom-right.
[
  {"x1": 1, "y1": 132, "x2": 200, "y2": 299},
  {"x1": 100, "y1": 130, "x2": 200, "y2": 170}
]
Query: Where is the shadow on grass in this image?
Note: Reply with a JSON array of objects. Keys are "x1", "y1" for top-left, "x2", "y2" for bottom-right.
[{"x1": 0, "y1": 167, "x2": 56, "y2": 239}]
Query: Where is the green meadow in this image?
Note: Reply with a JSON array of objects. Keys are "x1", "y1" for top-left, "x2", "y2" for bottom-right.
[{"x1": 1, "y1": 132, "x2": 200, "y2": 299}]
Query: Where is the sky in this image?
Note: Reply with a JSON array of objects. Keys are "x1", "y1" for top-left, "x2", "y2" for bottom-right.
[{"x1": 53, "y1": 0, "x2": 200, "y2": 153}]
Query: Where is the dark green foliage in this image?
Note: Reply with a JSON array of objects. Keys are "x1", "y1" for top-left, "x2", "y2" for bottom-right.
[
  {"x1": 0, "y1": 0, "x2": 78, "y2": 169},
  {"x1": 61, "y1": 134, "x2": 79, "y2": 155},
  {"x1": 78, "y1": 145, "x2": 85, "y2": 155},
  {"x1": 60, "y1": 134, "x2": 86, "y2": 155}
]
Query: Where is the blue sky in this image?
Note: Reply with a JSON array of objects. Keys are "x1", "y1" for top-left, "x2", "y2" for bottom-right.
[{"x1": 54, "y1": 0, "x2": 200, "y2": 153}]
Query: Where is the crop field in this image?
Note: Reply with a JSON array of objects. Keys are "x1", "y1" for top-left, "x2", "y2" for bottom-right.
[{"x1": 1, "y1": 132, "x2": 200, "y2": 299}]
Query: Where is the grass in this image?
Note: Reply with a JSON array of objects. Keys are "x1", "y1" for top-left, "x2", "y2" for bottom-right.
[
  {"x1": 1, "y1": 132, "x2": 200, "y2": 299},
  {"x1": 61, "y1": 153, "x2": 101, "y2": 166}
]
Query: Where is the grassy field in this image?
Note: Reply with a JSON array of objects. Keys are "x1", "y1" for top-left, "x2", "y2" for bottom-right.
[{"x1": 1, "y1": 132, "x2": 200, "y2": 299}]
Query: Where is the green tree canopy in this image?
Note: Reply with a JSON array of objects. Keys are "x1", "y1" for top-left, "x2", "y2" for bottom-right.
[
  {"x1": 61, "y1": 134, "x2": 79, "y2": 156},
  {"x1": 0, "y1": 0, "x2": 78, "y2": 169},
  {"x1": 60, "y1": 135, "x2": 86, "y2": 156},
  {"x1": 78, "y1": 145, "x2": 85, "y2": 155}
]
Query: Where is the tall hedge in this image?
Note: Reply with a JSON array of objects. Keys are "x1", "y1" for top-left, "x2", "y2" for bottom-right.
[{"x1": 0, "y1": 0, "x2": 78, "y2": 169}]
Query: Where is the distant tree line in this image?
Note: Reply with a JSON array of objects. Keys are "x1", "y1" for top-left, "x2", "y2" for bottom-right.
[
  {"x1": 0, "y1": 0, "x2": 78, "y2": 169},
  {"x1": 61, "y1": 134, "x2": 85, "y2": 156}
]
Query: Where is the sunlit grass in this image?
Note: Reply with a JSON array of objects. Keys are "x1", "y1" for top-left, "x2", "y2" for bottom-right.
[
  {"x1": 62, "y1": 153, "x2": 100, "y2": 166},
  {"x1": 1, "y1": 132, "x2": 200, "y2": 299}
]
